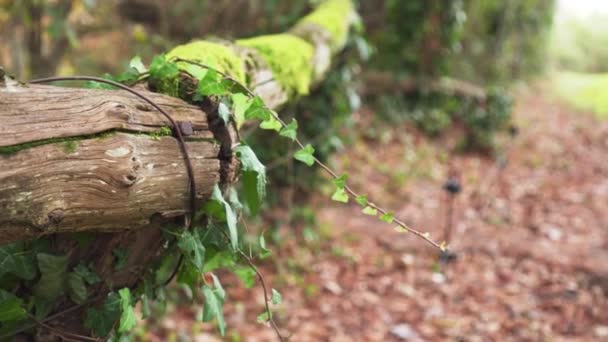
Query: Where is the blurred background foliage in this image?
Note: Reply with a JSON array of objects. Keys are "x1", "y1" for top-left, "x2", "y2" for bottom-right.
[
  {"x1": 550, "y1": 7, "x2": 608, "y2": 73},
  {"x1": 0, "y1": 0, "x2": 556, "y2": 83},
  {"x1": 548, "y1": 2, "x2": 608, "y2": 118},
  {"x1": 454, "y1": 0, "x2": 556, "y2": 85}
]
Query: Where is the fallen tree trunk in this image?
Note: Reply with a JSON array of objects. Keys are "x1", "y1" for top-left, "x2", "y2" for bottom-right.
[
  {"x1": 0, "y1": 0, "x2": 355, "y2": 243},
  {"x1": 0, "y1": 84, "x2": 220, "y2": 243},
  {"x1": 0, "y1": 0, "x2": 356, "y2": 338}
]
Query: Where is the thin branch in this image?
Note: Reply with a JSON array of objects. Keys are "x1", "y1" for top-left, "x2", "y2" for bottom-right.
[
  {"x1": 236, "y1": 249, "x2": 287, "y2": 342},
  {"x1": 26, "y1": 313, "x2": 100, "y2": 342},
  {"x1": 261, "y1": 106, "x2": 444, "y2": 250},
  {"x1": 251, "y1": 77, "x2": 276, "y2": 89},
  {"x1": 214, "y1": 223, "x2": 287, "y2": 342},
  {"x1": 169, "y1": 58, "x2": 257, "y2": 99},
  {"x1": 167, "y1": 58, "x2": 444, "y2": 250},
  {"x1": 0, "y1": 298, "x2": 95, "y2": 339},
  {"x1": 162, "y1": 253, "x2": 184, "y2": 287}
]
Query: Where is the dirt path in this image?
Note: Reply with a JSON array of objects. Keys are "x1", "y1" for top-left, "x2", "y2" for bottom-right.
[{"x1": 147, "y1": 89, "x2": 608, "y2": 341}]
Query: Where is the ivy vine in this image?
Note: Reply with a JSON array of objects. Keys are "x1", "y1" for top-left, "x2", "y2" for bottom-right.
[{"x1": 0, "y1": 49, "x2": 445, "y2": 340}]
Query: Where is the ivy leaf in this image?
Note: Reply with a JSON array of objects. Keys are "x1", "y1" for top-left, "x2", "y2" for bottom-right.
[
  {"x1": 217, "y1": 102, "x2": 231, "y2": 125},
  {"x1": 294, "y1": 144, "x2": 315, "y2": 166},
  {"x1": 150, "y1": 55, "x2": 178, "y2": 78},
  {"x1": 362, "y1": 206, "x2": 378, "y2": 216},
  {"x1": 231, "y1": 93, "x2": 252, "y2": 127},
  {"x1": 118, "y1": 288, "x2": 137, "y2": 333},
  {"x1": 67, "y1": 272, "x2": 87, "y2": 304},
  {"x1": 259, "y1": 234, "x2": 268, "y2": 251},
  {"x1": 115, "y1": 69, "x2": 139, "y2": 84},
  {"x1": 333, "y1": 174, "x2": 348, "y2": 189},
  {"x1": 183, "y1": 63, "x2": 208, "y2": 80},
  {"x1": 141, "y1": 280, "x2": 153, "y2": 319},
  {"x1": 73, "y1": 263, "x2": 101, "y2": 285},
  {"x1": 279, "y1": 119, "x2": 298, "y2": 141},
  {"x1": 228, "y1": 187, "x2": 243, "y2": 211},
  {"x1": 32, "y1": 296, "x2": 55, "y2": 321},
  {"x1": 197, "y1": 69, "x2": 230, "y2": 96},
  {"x1": 244, "y1": 96, "x2": 271, "y2": 121},
  {"x1": 241, "y1": 171, "x2": 263, "y2": 216},
  {"x1": 203, "y1": 186, "x2": 238, "y2": 249},
  {"x1": 129, "y1": 56, "x2": 147, "y2": 74},
  {"x1": 355, "y1": 195, "x2": 368, "y2": 207},
  {"x1": 177, "y1": 260, "x2": 200, "y2": 290},
  {"x1": 195, "y1": 308, "x2": 204, "y2": 322},
  {"x1": 256, "y1": 311, "x2": 271, "y2": 323},
  {"x1": 154, "y1": 287, "x2": 167, "y2": 316},
  {"x1": 0, "y1": 289, "x2": 26, "y2": 322},
  {"x1": 223, "y1": 202, "x2": 238, "y2": 251},
  {"x1": 202, "y1": 284, "x2": 226, "y2": 335},
  {"x1": 0, "y1": 242, "x2": 37, "y2": 280},
  {"x1": 234, "y1": 144, "x2": 266, "y2": 216},
  {"x1": 331, "y1": 188, "x2": 349, "y2": 203},
  {"x1": 85, "y1": 292, "x2": 121, "y2": 337},
  {"x1": 380, "y1": 212, "x2": 394, "y2": 224},
  {"x1": 394, "y1": 226, "x2": 409, "y2": 233},
  {"x1": 210, "y1": 273, "x2": 226, "y2": 300},
  {"x1": 34, "y1": 253, "x2": 69, "y2": 300},
  {"x1": 154, "y1": 253, "x2": 181, "y2": 286},
  {"x1": 271, "y1": 289, "x2": 282, "y2": 305},
  {"x1": 259, "y1": 234, "x2": 271, "y2": 258},
  {"x1": 259, "y1": 116, "x2": 282, "y2": 131},
  {"x1": 234, "y1": 267, "x2": 256, "y2": 288},
  {"x1": 177, "y1": 231, "x2": 206, "y2": 272},
  {"x1": 203, "y1": 249, "x2": 235, "y2": 272},
  {"x1": 149, "y1": 55, "x2": 179, "y2": 95}
]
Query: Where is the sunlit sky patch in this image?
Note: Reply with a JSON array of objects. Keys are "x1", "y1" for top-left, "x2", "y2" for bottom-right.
[{"x1": 557, "y1": 0, "x2": 608, "y2": 18}]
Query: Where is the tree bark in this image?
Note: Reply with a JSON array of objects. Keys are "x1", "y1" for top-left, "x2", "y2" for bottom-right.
[{"x1": 0, "y1": 84, "x2": 220, "y2": 244}]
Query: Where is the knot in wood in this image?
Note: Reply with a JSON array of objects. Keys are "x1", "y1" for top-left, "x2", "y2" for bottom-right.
[
  {"x1": 47, "y1": 208, "x2": 64, "y2": 224},
  {"x1": 135, "y1": 104, "x2": 152, "y2": 112},
  {"x1": 109, "y1": 103, "x2": 130, "y2": 121},
  {"x1": 123, "y1": 173, "x2": 138, "y2": 187}
]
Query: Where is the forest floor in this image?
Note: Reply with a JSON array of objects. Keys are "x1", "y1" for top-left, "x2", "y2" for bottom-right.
[{"x1": 146, "y1": 85, "x2": 608, "y2": 341}]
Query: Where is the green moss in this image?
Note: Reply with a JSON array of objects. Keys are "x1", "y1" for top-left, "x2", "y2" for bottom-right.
[
  {"x1": 297, "y1": 0, "x2": 354, "y2": 52},
  {"x1": 0, "y1": 136, "x2": 83, "y2": 156},
  {"x1": 237, "y1": 34, "x2": 314, "y2": 97},
  {"x1": 166, "y1": 41, "x2": 246, "y2": 84},
  {"x1": 62, "y1": 141, "x2": 78, "y2": 154},
  {"x1": 96, "y1": 131, "x2": 117, "y2": 140},
  {"x1": 0, "y1": 129, "x2": 161, "y2": 156},
  {"x1": 150, "y1": 126, "x2": 173, "y2": 140}
]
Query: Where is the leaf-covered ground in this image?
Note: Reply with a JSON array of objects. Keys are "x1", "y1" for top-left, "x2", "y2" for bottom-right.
[{"x1": 143, "y1": 85, "x2": 608, "y2": 341}]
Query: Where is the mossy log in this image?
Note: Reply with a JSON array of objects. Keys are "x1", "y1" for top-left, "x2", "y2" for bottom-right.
[
  {"x1": 0, "y1": 0, "x2": 356, "y2": 338},
  {"x1": 0, "y1": 0, "x2": 356, "y2": 244},
  {"x1": 0, "y1": 84, "x2": 220, "y2": 244}
]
